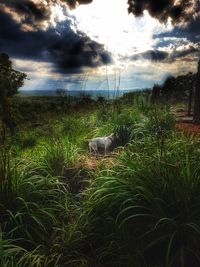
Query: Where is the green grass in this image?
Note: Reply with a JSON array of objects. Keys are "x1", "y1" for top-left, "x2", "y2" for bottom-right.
[
  {"x1": 81, "y1": 132, "x2": 200, "y2": 267},
  {"x1": 1, "y1": 97, "x2": 199, "y2": 267}
]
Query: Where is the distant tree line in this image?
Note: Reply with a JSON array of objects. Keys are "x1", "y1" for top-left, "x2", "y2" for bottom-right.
[
  {"x1": 151, "y1": 60, "x2": 200, "y2": 123},
  {"x1": 151, "y1": 72, "x2": 195, "y2": 103},
  {"x1": 1, "y1": 52, "x2": 200, "y2": 136}
]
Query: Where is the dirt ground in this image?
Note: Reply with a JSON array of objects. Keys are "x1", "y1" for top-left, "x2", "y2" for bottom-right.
[{"x1": 176, "y1": 111, "x2": 200, "y2": 136}]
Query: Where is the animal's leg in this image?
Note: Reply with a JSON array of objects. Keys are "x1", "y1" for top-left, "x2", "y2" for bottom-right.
[
  {"x1": 89, "y1": 143, "x2": 93, "y2": 155},
  {"x1": 94, "y1": 143, "x2": 98, "y2": 157},
  {"x1": 90, "y1": 143, "x2": 98, "y2": 157},
  {"x1": 89, "y1": 145, "x2": 92, "y2": 154},
  {"x1": 105, "y1": 145, "x2": 108, "y2": 156},
  {"x1": 89, "y1": 143, "x2": 96, "y2": 156}
]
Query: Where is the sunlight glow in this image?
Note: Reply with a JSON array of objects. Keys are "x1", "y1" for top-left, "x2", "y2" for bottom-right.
[
  {"x1": 70, "y1": 0, "x2": 173, "y2": 59},
  {"x1": 50, "y1": 4, "x2": 67, "y2": 27}
]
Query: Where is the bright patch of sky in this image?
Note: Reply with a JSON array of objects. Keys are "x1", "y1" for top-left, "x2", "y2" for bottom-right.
[{"x1": 70, "y1": 0, "x2": 173, "y2": 60}]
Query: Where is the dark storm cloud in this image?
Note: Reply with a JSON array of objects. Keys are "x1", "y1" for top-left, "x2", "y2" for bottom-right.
[
  {"x1": 0, "y1": 0, "x2": 93, "y2": 20},
  {"x1": 3, "y1": 0, "x2": 50, "y2": 21},
  {"x1": 153, "y1": 14, "x2": 200, "y2": 46},
  {"x1": 0, "y1": 0, "x2": 93, "y2": 33},
  {"x1": 130, "y1": 45, "x2": 200, "y2": 63},
  {"x1": 2, "y1": 0, "x2": 199, "y2": 26},
  {"x1": 0, "y1": 5, "x2": 111, "y2": 73},
  {"x1": 49, "y1": 34, "x2": 112, "y2": 73},
  {"x1": 128, "y1": 0, "x2": 199, "y2": 24},
  {"x1": 65, "y1": 0, "x2": 93, "y2": 9},
  {"x1": 131, "y1": 50, "x2": 168, "y2": 61},
  {"x1": 153, "y1": 19, "x2": 200, "y2": 63},
  {"x1": 173, "y1": 46, "x2": 200, "y2": 59},
  {"x1": 0, "y1": 0, "x2": 51, "y2": 30}
]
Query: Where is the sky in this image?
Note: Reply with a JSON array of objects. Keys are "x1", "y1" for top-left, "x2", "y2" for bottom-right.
[{"x1": 0, "y1": 0, "x2": 200, "y2": 91}]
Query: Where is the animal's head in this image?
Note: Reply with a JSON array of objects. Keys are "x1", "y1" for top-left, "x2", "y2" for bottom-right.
[{"x1": 109, "y1": 132, "x2": 120, "y2": 141}]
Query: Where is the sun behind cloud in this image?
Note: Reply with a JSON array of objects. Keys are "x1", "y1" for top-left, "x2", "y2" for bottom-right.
[{"x1": 70, "y1": 0, "x2": 173, "y2": 59}]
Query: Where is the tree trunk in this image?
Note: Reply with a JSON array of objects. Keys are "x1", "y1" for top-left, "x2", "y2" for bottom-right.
[
  {"x1": 0, "y1": 95, "x2": 15, "y2": 136},
  {"x1": 188, "y1": 85, "x2": 194, "y2": 116},
  {"x1": 193, "y1": 60, "x2": 200, "y2": 124},
  {"x1": 151, "y1": 85, "x2": 161, "y2": 103}
]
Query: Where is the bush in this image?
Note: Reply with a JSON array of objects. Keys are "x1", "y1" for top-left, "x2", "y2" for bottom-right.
[
  {"x1": 19, "y1": 132, "x2": 37, "y2": 149},
  {"x1": 112, "y1": 109, "x2": 145, "y2": 145},
  {"x1": 40, "y1": 138, "x2": 80, "y2": 177},
  {"x1": 146, "y1": 106, "x2": 176, "y2": 138},
  {"x1": 82, "y1": 134, "x2": 200, "y2": 267}
]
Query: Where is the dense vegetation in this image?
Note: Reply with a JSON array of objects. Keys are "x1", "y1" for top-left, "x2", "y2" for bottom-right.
[{"x1": 1, "y1": 92, "x2": 200, "y2": 267}]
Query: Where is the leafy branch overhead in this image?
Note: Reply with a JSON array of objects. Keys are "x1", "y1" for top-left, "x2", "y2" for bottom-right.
[{"x1": 0, "y1": 53, "x2": 27, "y2": 98}]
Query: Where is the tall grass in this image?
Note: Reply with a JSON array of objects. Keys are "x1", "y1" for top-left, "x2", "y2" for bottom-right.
[
  {"x1": 1, "y1": 99, "x2": 199, "y2": 267},
  {"x1": 0, "y1": 142, "x2": 76, "y2": 266},
  {"x1": 82, "y1": 132, "x2": 200, "y2": 267},
  {"x1": 0, "y1": 230, "x2": 26, "y2": 267},
  {"x1": 40, "y1": 138, "x2": 80, "y2": 177}
]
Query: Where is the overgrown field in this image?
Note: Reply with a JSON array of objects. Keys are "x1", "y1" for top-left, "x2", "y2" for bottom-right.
[{"x1": 1, "y1": 95, "x2": 200, "y2": 267}]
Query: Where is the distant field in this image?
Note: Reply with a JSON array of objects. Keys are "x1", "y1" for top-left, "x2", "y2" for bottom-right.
[{"x1": 18, "y1": 89, "x2": 144, "y2": 99}]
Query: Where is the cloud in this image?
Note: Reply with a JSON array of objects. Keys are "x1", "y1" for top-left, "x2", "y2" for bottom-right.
[
  {"x1": 0, "y1": 0, "x2": 93, "y2": 32},
  {"x1": 153, "y1": 33, "x2": 200, "y2": 61},
  {"x1": 122, "y1": 33, "x2": 200, "y2": 69},
  {"x1": 129, "y1": 45, "x2": 200, "y2": 65},
  {"x1": 131, "y1": 50, "x2": 168, "y2": 61},
  {"x1": 2, "y1": 0, "x2": 199, "y2": 31},
  {"x1": 0, "y1": 0, "x2": 199, "y2": 91},
  {"x1": 127, "y1": 0, "x2": 199, "y2": 25},
  {"x1": 0, "y1": 6, "x2": 112, "y2": 74},
  {"x1": 49, "y1": 32, "x2": 112, "y2": 73},
  {"x1": 0, "y1": 0, "x2": 52, "y2": 31},
  {"x1": 65, "y1": 0, "x2": 93, "y2": 9},
  {"x1": 6, "y1": 1, "x2": 49, "y2": 21}
]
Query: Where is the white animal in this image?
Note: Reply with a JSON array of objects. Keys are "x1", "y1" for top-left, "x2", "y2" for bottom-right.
[{"x1": 89, "y1": 133, "x2": 117, "y2": 156}]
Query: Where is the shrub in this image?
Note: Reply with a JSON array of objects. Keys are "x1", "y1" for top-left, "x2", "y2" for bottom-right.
[
  {"x1": 40, "y1": 138, "x2": 80, "y2": 177},
  {"x1": 112, "y1": 109, "x2": 145, "y2": 145},
  {"x1": 146, "y1": 106, "x2": 176, "y2": 138},
  {"x1": 82, "y1": 135, "x2": 200, "y2": 267},
  {"x1": 19, "y1": 132, "x2": 37, "y2": 150}
]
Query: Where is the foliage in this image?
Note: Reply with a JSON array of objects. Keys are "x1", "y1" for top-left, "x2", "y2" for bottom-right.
[
  {"x1": 151, "y1": 72, "x2": 196, "y2": 103},
  {"x1": 40, "y1": 138, "x2": 80, "y2": 177},
  {"x1": 146, "y1": 106, "x2": 175, "y2": 138},
  {"x1": 162, "y1": 73, "x2": 196, "y2": 100},
  {"x1": 83, "y1": 134, "x2": 200, "y2": 267},
  {"x1": 0, "y1": 53, "x2": 26, "y2": 134},
  {"x1": 0, "y1": 53, "x2": 26, "y2": 98},
  {"x1": 1, "y1": 95, "x2": 200, "y2": 267},
  {"x1": 56, "y1": 89, "x2": 66, "y2": 97},
  {"x1": 193, "y1": 59, "x2": 200, "y2": 123}
]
